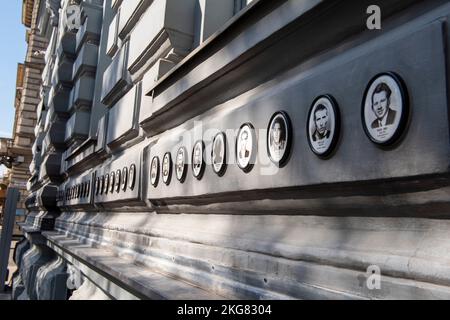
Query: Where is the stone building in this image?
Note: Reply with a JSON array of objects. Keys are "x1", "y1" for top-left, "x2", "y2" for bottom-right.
[
  {"x1": 1, "y1": 0, "x2": 50, "y2": 232},
  {"x1": 13, "y1": 0, "x2": 450, "y2": 299}
]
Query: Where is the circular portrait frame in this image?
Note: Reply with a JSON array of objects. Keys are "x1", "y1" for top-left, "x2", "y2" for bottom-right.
[
  {"x1": 129, "y1": 164, "x2": 136, "y2": 190},
  {"x1": 306, "y1": 94, "x2": 341, "y2": 158},
  {"x1": 150, "y1": 156, "x2": 160, "y2": 187},
  {"x1": 235, "y1": 123, "x2": 257, "y2": 173},
  {"x1": 267, "y1": 111, "x2": 292, "y2": 167},
  {"x1": 211, "y1": 132, "x2": 227, "y2": 176},
  {"x1": 162, "y1": 152, "x2": 172, "y2": 185},
  {"x1": 192, "y1": 140, "x2": 205, "y2": 180},
  {"x1": 122, "y1": 167, "x2": 128, "y2": 191},
  {"x1": 361, "y1": 72, "x2": 409, "y2": 147},
  {"x1": 175, "y1": 147, "x2": 188, "y2": 183}
]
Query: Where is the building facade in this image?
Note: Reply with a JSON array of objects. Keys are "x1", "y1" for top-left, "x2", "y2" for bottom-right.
[
  {"x1": 13, "y1": 0, "x2": 450, "y2": 299},
  {"x1": 1, "y1": 0, "x2": 50, "y2": 234}
]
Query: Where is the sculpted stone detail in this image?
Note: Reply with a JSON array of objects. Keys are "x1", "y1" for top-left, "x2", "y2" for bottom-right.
[
  {"x1": 36, "y1": 256, "x2": 68, "y2": 300},
  {"x1": 20, "y1": 244, "x2": 55, "y2": 300},
  {"x1": 46, "y1": 0, "x2": 61, "y2": 27}
]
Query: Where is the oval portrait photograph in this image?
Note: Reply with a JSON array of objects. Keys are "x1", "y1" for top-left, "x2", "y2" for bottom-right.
[
  {"x1": 175, "y1": 147, "x2": 187, "y2": 182},
  {"x1": 104, "y1": 173, "x2": 109, "y2": 194},
  {"x1": 115, "y1": 169, "x2": 121, "y2": 192},
  {"x1": 362, "y1": 72, "x2": 409, "y2": 146},
  {"x1": 236, "y1": 123, "x2": 256, "y2": 172},
  {"x1": 212, "y1": 132, "x2": 227, "y2": 176},
  {"x1": 192, "y1": 141, "x2": 205, "y2": 179},
  {"x1": 122, "y1": 167, "x2": 128, "y2": 191},
  {"x1": 307, "y1": 95, "x2": 340, "y2": 157},
  {"x1": 109, "y1": 171, "x2": 115, "y2": 193},
  {"x1": 162, "y1": 152, "x2": 172, "y2": 185},
  {"x1": 129, "y1": 164, "x2": 136, "y2": 190},
  {"x1": 267, "y1": 111, "x2": 292, "y2": 167},
  {"x1": 150, "y1": 156, "x2": 160, "y2": 187}
]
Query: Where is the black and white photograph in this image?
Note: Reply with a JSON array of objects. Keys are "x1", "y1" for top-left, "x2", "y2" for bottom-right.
[
  {"x1": 129, "y1": 164, "x2": 136, "y2": 189},
  {"x1": 192, "y1": 141, "x2": 205, "y2": 179},
  {"x1": 307, "y1": 95, "x2": 340, "y2": 157},
  {"x1": 109, "y1": 171, "x2": 115, "y2": 193},
  {"x1": 212, "y1": 132, "x2": 227, "y2": 175},
  {"x1": 121, "y1": 167, "x2": 128, "y2": 191},
  {"x1": 175, "y1": 147, "x2": 187, "y2": 182},
  {"x1": 362, "y1": 72, "x2": 408, "y2": 146},
  {"x1": 115, "y1": 169, "x2": 121, "y2": 192},
  {"x1": 104, "y1": 173, "x2": 109, "y2": 194},
  {"x1": 236, "y1": 123, "x2": 256, "y2": 172},
  {"x1": 150, "y1": 156, "x2": 159, "y2": 187},
  {"x1": 1, "y1": 0, "x2": 447, "y2": 305},
  {"x1": 267, "y1": 111, "x2": 291, "y2": 167},
  {"x1": 162, "y1": 152, "x2": 172, "y2": 185}
]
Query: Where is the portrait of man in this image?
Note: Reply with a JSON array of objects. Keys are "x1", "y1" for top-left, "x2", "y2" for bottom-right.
[
  {"x1": 104, "y1": 174, "x2": 109, "y2": 194},
  {"x1": 212, "y1": 132, "x2": 226, "y2": 175},
  {"x1": 307, "y1": 95, "x2": 339, "y2": 157},
  {"x1": 267, "y1": 112, "x2": 291, "y2": 166},
  {"x1": 110, "y1": 171, "x2": 115, "y2": 192},
  {"x1": 270, "y1": 117, "x2": 286, "y2": 158},
  {"x1": 163, "y1": 155, "x2": 169, "y2": 178},
  {"x1": 312, "y1": 104, "x2": 330, "y2": 142},
  {"x1": 362, "y1": 72, "x2": 407, "y2": 146},
  {"x1": 122, "y1": 167, "x2": 128, "y2": 190},
  {"x1": 192, "y1": 141, "x2": 204, "y2": 179},
  {"x1": 236, "y1": 124, "x2": 255, "y2": 171},
  {"x1": 150, "y1": 157, "x2": 159, "y2": 186},
  {"x1": 162, "y1": 153, "x2": 171, "y2": 185},
  {"x1": 239, "y1": 130, "x2": 250, "y2": 160},
  {"x1": 213, "y1": 138, "x2": 223, "y2": 165},
  {"x1": 176, "y1": 148, "x2": 186, "y2": 181},
  {"x1": 370, "y1": 82, "x2": 396, "y2": 129},
  {"x1": 128, "y1": 164, "x2": 136, "y2": 189},
  {"x1": 193, "y1": 145, "x2": 202, "y2": 169}
]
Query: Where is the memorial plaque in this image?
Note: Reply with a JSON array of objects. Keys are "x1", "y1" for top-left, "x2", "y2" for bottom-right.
[
  {"x1": 100, "y1": 175, "x2": 105, "y2": 194},
  {"x1": 105, "y1": 173, "x2": 110, "y2": 194},
  {"x1": 307, "y1": 95, "x2": 340, "y2": 157},
  {"x1": 95, "y1": 177, "x2": 100, "y2": 195},
  {"x1": 192, "y1": 141, "x2": 205, "y2": 179},
  {"x1": 175, "y1": 147, "x2": 187, "y2": 182},
  {"x1": 362, "y1": 72, "x2": 409, "y2": 146},
  {"x1": 267, "y1": 111, "x2": 291, "y2": 167},
  {"x1": 115, "y1": 169, "x2": 121, "y2": 192},
  {"x1": 212, "y1": 132, "x2": 226, "y2": 176},
  {"x1": 110, "y1": 171, "x2": 115, "y2": 193},
  {"x1": 122, "y1": 167, "x2": 128, "y2": 191},
  {"x1": 129, "y1": 164, "x2": 136, "y2": 189},
  {"x1": 162, "y1": 152, "x2": 172, "y2": 185},
  {"x1": 236, "y1": 123, "x2": 256, "y2": 172},
  {"x1": 150, "y1": 156, "x2": 160, "y2": 187}
]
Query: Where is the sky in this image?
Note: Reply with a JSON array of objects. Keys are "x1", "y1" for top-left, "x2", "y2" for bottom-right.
[{"x1": 0, "y1": 1, "x2": 27, "y2": 177}]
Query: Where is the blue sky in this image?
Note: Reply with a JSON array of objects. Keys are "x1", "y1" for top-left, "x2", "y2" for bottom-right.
[{"x1": 0, "y1": 1, "x2": 26, "y2": 176}]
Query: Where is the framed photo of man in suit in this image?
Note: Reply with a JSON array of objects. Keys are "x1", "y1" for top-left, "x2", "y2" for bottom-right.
[
  {"x1": 236, "y1": 123, "x2": 257, "y2": 172},
  {"x1": 162, "y1": 152, "x2": 172, "y2": 185},
  {"x1": 192, "y1": 140, "x2": 205, "y2": 179},
  {"x1": 212, "y1": 132, "x2": 227, "y2": 176},
  {"x1": 109, "y1": 171, "x2": 115, "y2": 193},
  {"x1": 122, "y1": 167, "x2": 128, "y2": 191},
  {"x1": 267, "y1": 111, "x2": 292, "y2": 167},
  {"x1": 362, "y1": 72, "x2": 409, "y2": 146},
  {"x1": 175, "y1": 147, "x2": 188, "y2": 182},
  {"x1": 150, "y1": 156, "x2": 160, "y2": 187},
  {"x1": 129, "y1": 164, "x2": 136, "y2": 190},
  {"x1": 307, "y1": 95, "x2": 340, "y2": 157}
]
